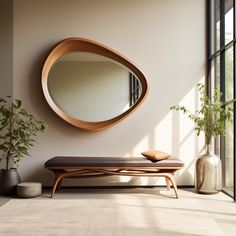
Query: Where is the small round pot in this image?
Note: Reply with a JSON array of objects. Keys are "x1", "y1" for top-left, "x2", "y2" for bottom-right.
[{"x1": 0, "y1": 168, "x2": 21, "y2": 196}]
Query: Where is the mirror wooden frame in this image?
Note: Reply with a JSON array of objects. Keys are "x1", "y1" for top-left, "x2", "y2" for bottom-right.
[{"x1": 42, "y1": 38, "x2": 148, "y2": 131}]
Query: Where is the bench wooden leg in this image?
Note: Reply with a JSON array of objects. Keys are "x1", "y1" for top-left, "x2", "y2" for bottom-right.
[
  {"x1": 165, "y1": 174, "x2": 179, "y2": 199},
  {"x1": 49, "y1": 169, "x2": 94, "y2": 198},
  {"x1": 51, "y1": 171, "x2": 64, "y2": 198},
  {"x1": 165, "y1": 177, "x2": 171, "y2": 191},
  {"x1": 57, "y1": 178, "x2": 63, "y2": 190}
]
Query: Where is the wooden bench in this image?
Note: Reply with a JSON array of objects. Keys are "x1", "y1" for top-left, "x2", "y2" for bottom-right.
[{"x1": 45, "y1": 156, "x2": 184, "y2": 198}]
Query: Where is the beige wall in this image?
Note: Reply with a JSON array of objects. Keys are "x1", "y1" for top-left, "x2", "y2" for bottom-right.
[
  {"x1": 13, "y1": 0, "x2": 205, "y2": 186},
  {"x1": 0, "y1": 0, "x2": 13, "y2": 98}
]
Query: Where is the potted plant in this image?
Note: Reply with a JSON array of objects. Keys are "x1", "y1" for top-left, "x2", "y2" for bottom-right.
[
  {"x1": 170, "y1": 83, "x2": 233, "y2": 193},
  {"x1": 0, "y1": 97, "x2": 46, "y2": 195}
]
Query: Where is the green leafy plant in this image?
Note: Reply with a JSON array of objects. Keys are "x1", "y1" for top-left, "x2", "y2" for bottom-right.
[
  {"x1": 170, "y1": 83, "x2": 233, "y2": 145},
  {"x1": 0, "y1": 97, "x2": 46, "y2": 170}
]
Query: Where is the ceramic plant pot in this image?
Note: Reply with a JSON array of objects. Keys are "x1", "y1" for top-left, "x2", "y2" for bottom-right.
[
  {"x1": 195, "y1": 145, "x2": 222, "y2": 194},
  {"x1": 0, "y1": 168, "x2": 21, "y2": 196}
]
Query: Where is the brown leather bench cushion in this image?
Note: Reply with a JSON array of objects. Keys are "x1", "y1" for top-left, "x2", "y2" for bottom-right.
[{"x1": 45, "y1": 156, "x2": 184, "y2": 168}]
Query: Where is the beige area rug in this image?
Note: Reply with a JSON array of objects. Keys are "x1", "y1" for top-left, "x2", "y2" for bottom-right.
[{"x1": 0, "y1": 196, "x2": 224, "y2": 236}]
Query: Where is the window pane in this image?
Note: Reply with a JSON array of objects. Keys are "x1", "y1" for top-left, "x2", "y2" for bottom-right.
[
  {"x1": 225, "y1": 46, "x2": 234, "y2": 101},
  {"x1": 216, "y1": 56, "x2": 221, "y2": 90},
  {"x1": 210, "y1": 56, "x2": 220, "y2": 93},
  {"x1": 210, "y1": 0, "x2": 217, "y2": 55},
  {"x1": 216, "y1": 0, "x2": 220, "y2": 51},
  {"x1": 225, "y1": 0, "x2": 233, "y2": 45},
  {"x1": 224, "y1": 103, "x2": 234, "y2": 196}
]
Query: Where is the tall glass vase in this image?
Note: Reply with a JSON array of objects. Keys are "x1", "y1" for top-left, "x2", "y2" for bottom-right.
[{"x1": 195, "y1": 145, "x2": 222, "y2": 194}]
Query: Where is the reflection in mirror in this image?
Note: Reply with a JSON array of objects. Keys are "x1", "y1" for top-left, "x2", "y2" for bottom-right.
[{"x1": 48, "y1": 52, "x2": 141, "y2": 122}]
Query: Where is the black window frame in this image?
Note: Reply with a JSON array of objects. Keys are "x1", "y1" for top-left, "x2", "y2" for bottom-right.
[{"x1": 207, "y1": 0, "x2": 236, "y2": 201}]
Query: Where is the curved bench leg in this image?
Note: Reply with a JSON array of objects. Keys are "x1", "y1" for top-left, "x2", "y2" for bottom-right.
[
  {"x1": 50, "y1": 171, "x2": 64, "y2": 198},
  {"x1": 165, "y1": 174, "x2": 179, "y2": 199},
  {"x1": 165, "y1": 177, "x2": 171, "y2": 191},
  {"x1": 49, "y1": 169, "x2": 92, "y2": 198},
  {"x1": 57, "y1": 178, "x2": 63, "y2": 190}
]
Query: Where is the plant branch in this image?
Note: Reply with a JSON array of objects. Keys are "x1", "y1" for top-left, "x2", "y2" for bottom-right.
[
  {"x1": 170, "y1": 83, "x2": 233, "y2": 145},
  {"x1": 0, "y1": 97, "x2": 46, "y2": 169}
]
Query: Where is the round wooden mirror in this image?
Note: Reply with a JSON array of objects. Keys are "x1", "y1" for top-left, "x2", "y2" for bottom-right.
[{"x1": 42, "y1": 38, "x2": 148, "y2": 131}]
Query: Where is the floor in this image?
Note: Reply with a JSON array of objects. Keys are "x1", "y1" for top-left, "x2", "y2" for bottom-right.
[
  {"x1": 0, "y1": 187, "x2": 236, "y2": 235},
  {"x1": 223, "y1": 187, "x2": 234, "y2": 198}
]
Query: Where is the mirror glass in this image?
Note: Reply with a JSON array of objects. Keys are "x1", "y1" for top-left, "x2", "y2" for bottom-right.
[{"x1": 48, "y1": 52, "x2": 142, "y2": 122}]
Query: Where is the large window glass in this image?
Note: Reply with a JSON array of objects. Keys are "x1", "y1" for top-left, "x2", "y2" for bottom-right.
[
  {"x1": 216, "y1": 56, "x2": 221, "y2": 90},
  {"x1": 216, "y1": 0, "x2": 221, "y2": 51},
  {"x1": 225, "y1": 0, "x2": 234, "y2": 44},
  {"x1": 225, "y1": 46, "x2": 234, "y2": 101},
  {"x1": 208, "y1": 0, "x2": 235, "y2": 200},
  {"x1": 225, "y1": 103, "x2": 234, "y2": 196}
]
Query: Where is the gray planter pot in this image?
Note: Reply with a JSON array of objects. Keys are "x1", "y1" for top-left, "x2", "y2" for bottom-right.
[
  {"x1": 0, "y1": 168, "x2": 21, "y2": 196},
  {"x1": 194, "y1": 145, "x2": 222, "y2": 194}
]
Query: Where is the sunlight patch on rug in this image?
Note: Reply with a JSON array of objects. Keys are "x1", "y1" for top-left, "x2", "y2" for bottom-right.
[{"x1": 0, "y1": 197, "x2": 224, "y2": 236}]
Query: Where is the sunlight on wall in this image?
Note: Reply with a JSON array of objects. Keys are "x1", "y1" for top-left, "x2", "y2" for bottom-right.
[
  {"x1": 179, "y1": 87, "x2": 196, "y2": 141},
  {"x1": 154, "y1": 112, "x2": 172, "y2": 153},
  {"x1": 178, "y1": 87, "x2": 196, "y2": 178},
  {"x1": 128, "y1": 80, "x2": 206, "y2": 185},
  {"x1": 119, "y1": 135, "x2": 149, "y2": 183},
  {"x1": 132, "y1": 135, "x2": 150, "y2": 156},
  {"x1": 119, "y1": 176, "x2": 132, "y2": 182}
]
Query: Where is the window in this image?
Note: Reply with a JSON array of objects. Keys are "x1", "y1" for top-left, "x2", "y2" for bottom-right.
[{"x1": 208, "y1": 0, "x2": 235, "y2": 200}]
